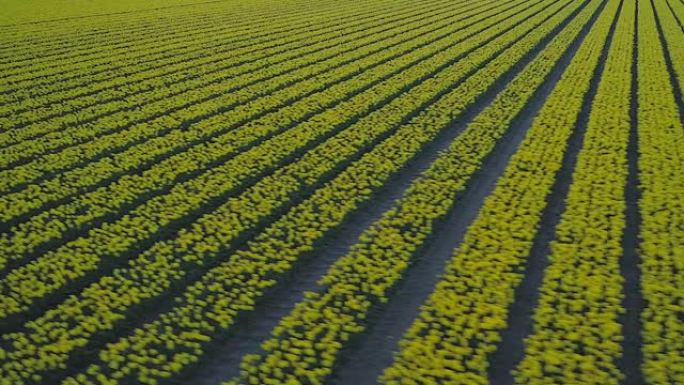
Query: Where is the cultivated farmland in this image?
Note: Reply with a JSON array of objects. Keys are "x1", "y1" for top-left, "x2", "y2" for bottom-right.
[{"x1": 0, "y1": 0, "x2": 682, "y2": 384}]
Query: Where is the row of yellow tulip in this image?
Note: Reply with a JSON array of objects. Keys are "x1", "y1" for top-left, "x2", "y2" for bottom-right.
[
  {"x1": 0, "y1": 0, "x2": 503, "y2": 223},
  {"x1": 0, "y1": 7, "x2": 393, "y2": 140},
  {"x1": 0, "y1": 0, "x2": 448, "y2": 173},
  {"x1": 516, "y1": 1, "x2": 634, "y2": 383},
  {"x1": 0, "y1": 2, "x2": 545, "y2": 382},
  {"x1": 0, "y1": 6, "x2": 300, "y2": 90},
  {"x1": 223, "y1": 2, "x2": 601, "y2": 384},
  {"x1": 381, "y1": 0, "x2": 619, "y2": 383},
  {"x1": 0, "y1": 0, "x2": 496, "y2": 267},
  {"x1": 651, "y1": 0, "x2": 684, "y2": 98},
  {"x1": 62, "y1": 3, "x2": 578, "y2": 383},
  {"x1": 0, "y1": 5, "x2": 223, "y2": 53},
  {"x1": 0, "y1": 0, "x2": 431, "y2": 137},
  {"x1": 0, "y1": 0, "x2": 342, "y2": 83},
  {"x1": 0, "y1": 0, "x2": 531, "y2": 318},
  {"x1": 0, "y1": 0, "x2": 318, "y2": 52},
  {"x1": 637, "y1": 0, "x2": 684, "y2": 383},
  {"x1": 669, "y1": 0, "x2": 684, "y2": 27}
]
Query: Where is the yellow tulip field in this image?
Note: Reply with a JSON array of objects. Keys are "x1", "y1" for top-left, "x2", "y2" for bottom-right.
[{"x1": 0, "y1": 0, "x2": 681, "y2": 384}]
